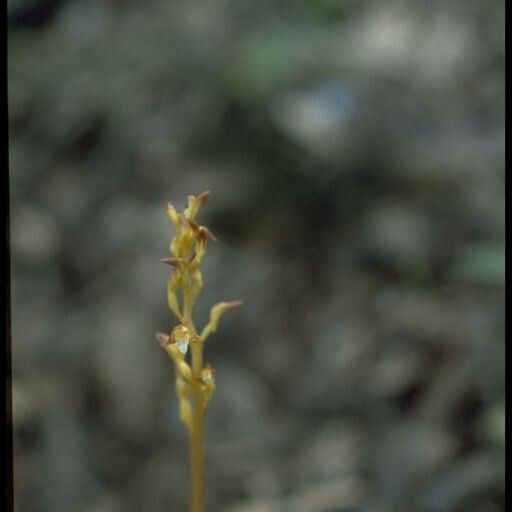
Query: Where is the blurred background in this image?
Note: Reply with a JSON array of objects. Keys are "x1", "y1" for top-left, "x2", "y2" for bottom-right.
[{"x1": 8, "y1": 1, "x2": 505, "y2": 511}]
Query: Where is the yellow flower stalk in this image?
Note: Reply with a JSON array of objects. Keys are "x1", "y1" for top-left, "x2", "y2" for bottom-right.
[{"x1": 156, "y1": 191, "x2": 242, "y2": 512}]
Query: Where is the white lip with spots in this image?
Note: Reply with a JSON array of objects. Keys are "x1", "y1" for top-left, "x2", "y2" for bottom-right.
[{"x1": 176, "y1": 336, "x2": 189, "y2": 354}]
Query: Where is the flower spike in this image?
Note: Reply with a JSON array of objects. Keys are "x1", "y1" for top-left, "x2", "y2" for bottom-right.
[{"x1": 156, "y1": 191, "x2": 242, "y2": 512}]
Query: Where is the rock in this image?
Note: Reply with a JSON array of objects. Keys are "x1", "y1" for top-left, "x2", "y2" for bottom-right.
[
  {"x1": 271, "y1": 82, "x2": 359, "y2": 163},
  {"x1": 124, "y1": 448, "x2": 188, "y2": 512},
  {"x1": 11, "y1": 380, "x2": 37, "y2": 429},
  {"x1": 480, "y1": 401, "x2": 505, "y2": 445},
  {"x1": 92, "y1": 299, "x2": 166, "y2": 442},
  {"x1": 36, "y1": 376, "x2": 99, "y2": 512},
  {"x1": 367, "y1": 342, "x2": 427, "y2": 398},
  {"x1": 289, "y1": 317, "x2": 374, "y2": 412},
  {"x1": 37, "y1": 166, "x2": 91, "y2": 228},
  {"x1": 206, "y1": 361, "x2": 274, "y2": 440},
  {"x1": 11, "y1": 206, "x2": 62, "y2": 265},
  {"x1": 292, "y1": 421, "x2": 365, "y2": 485},
  {"x1": 371, "y1": 287, "x2": 446, "y2": 342},
  {"x1": 11, "y1": 292, "x2": 61, "y2": 369},
  {"x1": 85, "y1": 494, "x2": 123, "y2": 512},
  {"x1": 8, "y1": 0, "x2": 64, "y2": 27},
  {"x1": 360, "y1": 205, "x2": 434, "y2": 276},
  {"x1": 227, "y1": 500, "x2": 279, "y2": 512},
  {"x1": 419, "y1": 452, "x2": 505, "y2": 512},
  {"x1": 373, "y1": 420, "x2": 459, "y2": 507},
  {"x1": 54, "y1": 0, "x2": 112, "y2": 47},
  {"x1": 284, "y1": 476, "x2": 366, "y2": 512}
]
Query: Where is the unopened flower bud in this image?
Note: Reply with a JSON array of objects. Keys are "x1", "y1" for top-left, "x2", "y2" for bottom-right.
[
  {"x1": 161, "y1": 257, "x2": 186, "y2": 268},
  {"x1": 166, "y1": 202, "x2": 180, "y2": 227},
  {"x1": 201, "y1": 300, "x2": 243, "y2": 340},
  {"x1": 155, "y1": 332, "x2": 171, "y2": 347}
]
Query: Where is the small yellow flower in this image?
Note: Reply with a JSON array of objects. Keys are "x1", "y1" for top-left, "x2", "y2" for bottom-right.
[
  {"x1": 200, "y1": 363, "x2": 215, "y2": 384},
  {"x1": 171, "y1": 325, "x2": 190, "y2": 354}
]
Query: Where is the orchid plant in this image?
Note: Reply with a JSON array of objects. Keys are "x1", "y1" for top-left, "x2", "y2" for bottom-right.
[{"x1": 156, "y1": 191, "x2": 242, "y2": 512}]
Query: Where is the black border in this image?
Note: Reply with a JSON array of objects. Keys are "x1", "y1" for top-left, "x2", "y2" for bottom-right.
[{"x1": 5, "y1": 0, "x2": 13, "y2": 507}]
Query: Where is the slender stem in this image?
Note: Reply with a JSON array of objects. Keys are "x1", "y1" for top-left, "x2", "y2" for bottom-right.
[
  {"x1": 190, "y1": 338, "x2": 204, "y2": 512},
  {"x1": 173, "y1": 255, "x2": 207, "y2": 512},
  {"x1": 182, "y1": 273, "x2": 195, "y2": 334},
  {"x1": 189, "y1": 388, "x2": 205, "y2": 512},
  {"x1": 184, "y1": 269, "x2": 204, "y2": 512}
]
